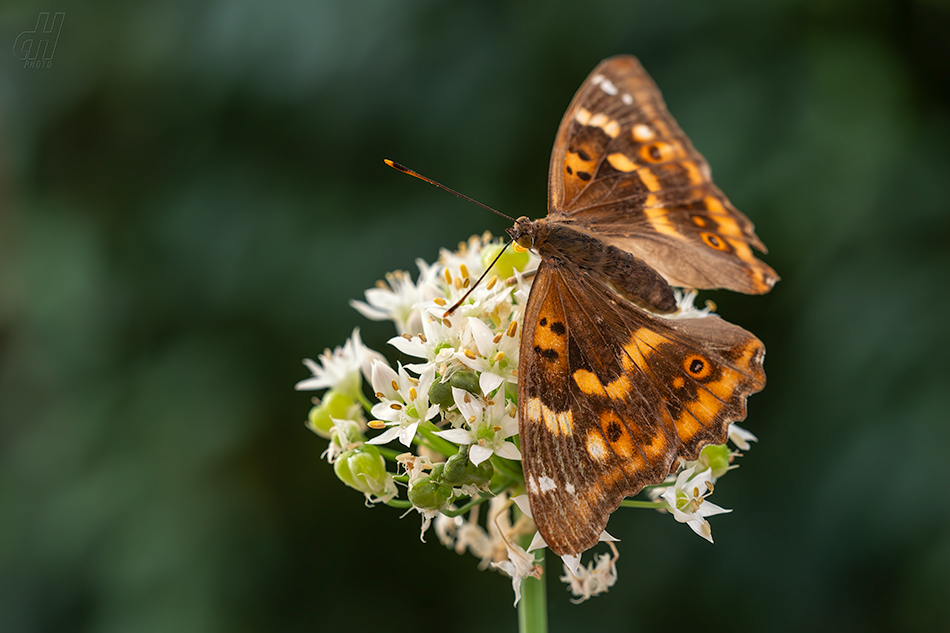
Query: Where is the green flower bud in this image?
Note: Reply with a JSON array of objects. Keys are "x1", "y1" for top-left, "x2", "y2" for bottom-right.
[
  {"x1": 481, "y1": 243, "x2": 531, "y2": 279},
  {"x1": 407, "y1": 477, "x2": 452, "y2": 510},
  {"x1": 699, "y1": 443, "x2": 732, "y2": 478},
  {"x1": 449, "y1": 371, "x2": 480, "y2": 396},
  {"x1": 428, "y1": 380, "x2": 454, "y2": 409},
  {"x1": 441, "y1": 451, "x2": 494, "y2": 487},
  {"x1": 334, "y1": 446, "x2": 390, "y2": 496},
  {"x1": 308, "y1": 389, "x2": 356, "y2": 439}
]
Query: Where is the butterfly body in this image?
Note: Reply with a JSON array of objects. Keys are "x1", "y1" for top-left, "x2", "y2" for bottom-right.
[
  {"x1": 515, "y1": 56, "x2": 776, "y2": 557},
  {"x1": 510, "y1": 217, "x2": 677, "y2": 314}
]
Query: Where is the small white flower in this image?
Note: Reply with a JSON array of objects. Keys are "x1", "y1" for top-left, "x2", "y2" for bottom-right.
[
  {"x1": 295, "y1": 328, "x2": 385, "y2": 397},
  {"x1": 350, "y1": 259, "x2": 442, "y2": 334},
  {"x1": 492, "y1": 539, "x2": 541, "y2": 607},
  {"x1": 395, "y1": 452, "x2": 435, "y2": 486},
  {"x1": 728, "y1": 423, "x2": 758, "y2": 451},
  {"x1": 560, "y1": 546, "x2": 619, "y2": 603},
  {"x1": 387, "y1": 303, "x2": 468, "y2": 372},
  {"x1": 434, "y1": 512, "x2": 464, "y2": 549},
  {"x1": 436, "y1": 493, "x2": 516, "y2": 571},
  {"x1": 455, "y1": 317, "x2": 520, "y2": 396},
  {"x1": 367, "y1": 362, "x2": 439, "y2": 447},
  {"x1": 434, "y1": 388, "x2": 521, "y2": 465},
  {"x1": 666, "y1": 289, "x2": 714, "y2": 320},
  {"x1": 659, "y1": 465, "x2": 732, "y2": 543}
]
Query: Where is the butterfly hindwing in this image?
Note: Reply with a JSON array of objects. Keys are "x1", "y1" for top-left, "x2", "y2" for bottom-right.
[
  {"x1": 518, "y1": 258, "x2": 766, "y2": 556},
  {"x1": 546, "y1": 55, "x2": 778, "y2": 295}
]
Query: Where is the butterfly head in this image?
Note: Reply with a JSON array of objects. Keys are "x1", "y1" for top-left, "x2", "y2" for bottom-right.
[{"x1": 507, "y1": 216, "x2": 540, "y2": 251}]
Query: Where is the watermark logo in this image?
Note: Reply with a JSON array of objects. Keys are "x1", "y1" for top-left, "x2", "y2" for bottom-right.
[{"x1": 14, "y1": 12, "x2": 65, "y2": 69}]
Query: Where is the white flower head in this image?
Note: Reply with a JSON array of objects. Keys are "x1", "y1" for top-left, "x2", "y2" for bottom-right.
[
  {"x1": 435, "y1": 388, "x2": 520, "y2": 465},
  {"x1": 295, "y1": 328, "x2": 385, "y2": 397},
  {"x1": 560, "y1": 545, "x2": 619, "y2": 603},
  {"x1": 659, "y1": 465, "x2": 732, "y2": 543},
  {"x1": 350, "y1": 259, "x2": 442, "y2": 334},
  {"x1": 367, "y1": 362, "x2": 439, "y2": 447}
]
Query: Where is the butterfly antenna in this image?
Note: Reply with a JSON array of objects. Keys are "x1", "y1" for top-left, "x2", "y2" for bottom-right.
[
  {"x1": 384, "y1": 159, "x2": 516, "y2": 223},
  {"x1": 443, "y1": 238, "x2": 515, "y2": 316}
]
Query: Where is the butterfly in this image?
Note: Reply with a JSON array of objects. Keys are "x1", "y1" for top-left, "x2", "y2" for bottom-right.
[{"x1": 507, "y1": 55, "x2": 778, "y2": 557}]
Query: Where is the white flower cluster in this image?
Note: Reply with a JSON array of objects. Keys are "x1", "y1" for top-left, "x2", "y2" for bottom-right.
[{"x1": 296, "y1": 232, "x2": 760, "y2": 605}]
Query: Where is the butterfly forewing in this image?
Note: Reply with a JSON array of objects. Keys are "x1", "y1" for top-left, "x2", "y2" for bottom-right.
[
  {"x1": 546, "y1": 56, "x2": 778, "y2": 294},
  {"x1": 519, "y1": 257, "x2": 766, "y2": 556}
]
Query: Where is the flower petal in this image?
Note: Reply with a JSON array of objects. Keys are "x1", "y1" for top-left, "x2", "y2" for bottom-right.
[
  {"x1": 387, "y1": 335, "x2": 427, "y2": 358},
  {"x1": 493, "y1": 442, "x2": 522, "y2": 461},
  {"x1": 469, "y1": 444, "x2": 493, "y2": 466},
  {"x1": 479, "y1": 371, "x2": 505, "y2": 396},
  {"x1": 366, "y1": 425, "x2": 402, "y2": 445},
  {"x1": 434, "y1": 428, "x2": 473, "y2": 444}
]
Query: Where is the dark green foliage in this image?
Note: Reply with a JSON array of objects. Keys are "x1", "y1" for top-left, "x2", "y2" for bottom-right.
[{"x1": 2, "y1": 2, "x2": 949, "y2": 632}]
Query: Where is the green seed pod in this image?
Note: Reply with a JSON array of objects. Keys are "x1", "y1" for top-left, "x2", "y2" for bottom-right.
[
  {"x1": 441, "y1": 450, "x2": 494, "y2": 487},
  {"x1": 408, "y1": 478, "x2": 452, "y2": 510},
  {"x1": 449, "y1": 371, "x2": 480, "y2": 396},
  {"x1": 466, "y1": 458, "x2": 495, "y2": 487},
  {"x1": 308, "y1": 389, "x2": 356, "y2": 439},
  {"x1": 699, "y1": 443, "x2": 732, "y2": 478},
  {"x1": 333, "y1": 446, "x2": 389, "y2": 495},
  {"x1": 428, "y1": 380, "x2": 454, "y2": 409},
  {"x1": 441, "y1": 451, "x2": 470, "y2": 486}
]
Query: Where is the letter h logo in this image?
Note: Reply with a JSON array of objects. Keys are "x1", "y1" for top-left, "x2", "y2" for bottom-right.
[{"x1": 14, "y1": 12, "x2": 66, "y2": 67}]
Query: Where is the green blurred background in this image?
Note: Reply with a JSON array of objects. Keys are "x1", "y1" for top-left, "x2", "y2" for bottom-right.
[{"x1": 2, "y1": 1, "x2": 949, "y2": 631}]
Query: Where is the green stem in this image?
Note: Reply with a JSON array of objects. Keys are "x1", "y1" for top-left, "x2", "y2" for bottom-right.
[
  {"x1": 518, "y1": 546, "x2": 547, "y2": 633},
  {"x1": 355, "y1": 389, "x2": 373, "y2": 414},
  {"x1": 376, "y1": 446, "x2": 404, "y2": 462},
  {"x1": 416, "y1": 423, "x2": 459, "y2": 457},
  {"x1": 619, "y1": 499, "x2": 665, "y2": 509}
]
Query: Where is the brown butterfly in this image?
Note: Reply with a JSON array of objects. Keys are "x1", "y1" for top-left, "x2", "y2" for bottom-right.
[{"x1": 508, "y1": 55, "x2": 778, "y2": 557}]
